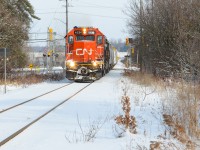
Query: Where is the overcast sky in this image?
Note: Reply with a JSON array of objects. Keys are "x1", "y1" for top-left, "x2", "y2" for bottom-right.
[{"x1": 28, "y1": 0, "x2": 129, "y2": 45}]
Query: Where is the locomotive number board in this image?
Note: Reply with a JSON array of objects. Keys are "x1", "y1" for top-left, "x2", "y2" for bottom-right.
[{"x1": 74, "y1": 30, "x2": 96, "y2": 35}]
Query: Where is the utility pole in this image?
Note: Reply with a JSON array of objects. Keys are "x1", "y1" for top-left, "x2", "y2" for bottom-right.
[
  {"x1": 60, "y1": 0, "x2": 69, "y2": 71},
  {"x1": 66, "y1": 0, "x2": 68, "y2": 35},
  {"x1": 65, "y1": 0, "x2": 68, "y2": 74}
]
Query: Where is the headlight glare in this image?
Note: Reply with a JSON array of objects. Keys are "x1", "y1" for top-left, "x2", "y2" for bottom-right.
[
  {"x1": 92, "y1": 61, "x2": 97, "y2": 67},
  {"x1": 69, "y1": 61, "x2": 75, "y2": 67}
]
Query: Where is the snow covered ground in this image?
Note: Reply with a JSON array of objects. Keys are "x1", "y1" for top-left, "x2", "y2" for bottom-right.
[{"x1": 0, "y1": 52, "x2": 186, "y2": 150}]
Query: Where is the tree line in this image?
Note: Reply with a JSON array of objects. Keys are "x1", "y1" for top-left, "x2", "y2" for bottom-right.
[
  {"x1": 0, "y1": 0, "x2": 39, "y2": 73},
  {"x1": 126, "y1": 0, "x2": 200, "y2": 80}
]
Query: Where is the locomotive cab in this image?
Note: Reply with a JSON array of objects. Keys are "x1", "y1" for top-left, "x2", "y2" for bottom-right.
[{"x1": 65, "y1": 26, "x2": 113, "y2": 82}]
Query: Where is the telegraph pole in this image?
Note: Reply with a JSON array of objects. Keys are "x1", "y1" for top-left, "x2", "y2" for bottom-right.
[
  {"x1": 64, "y1": 0, "x2": 68, "y2": 74},
  {"x1": 66, "y1": 0, "x2": 68, "y2": 35},
  {"x1": 60, "y1": 0, "x2": 68, "y2": 34},
  {"x1": 59, "y1": 0, "x2": 68, "y2": 71}
]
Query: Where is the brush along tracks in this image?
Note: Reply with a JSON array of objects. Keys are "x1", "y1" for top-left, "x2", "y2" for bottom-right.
[{"x1": 0, "y1": 82, "x2": 92, "y2": 147}]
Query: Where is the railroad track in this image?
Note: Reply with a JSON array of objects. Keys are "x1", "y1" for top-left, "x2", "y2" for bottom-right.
[
  {"x1": 0, "y1": 83, "x2": 73, "y2": 114},
  {"x1": 0, "y1": 82, "x2": 92, "y2": 147}
]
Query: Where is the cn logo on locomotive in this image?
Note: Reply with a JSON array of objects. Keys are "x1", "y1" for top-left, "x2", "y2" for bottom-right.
[{"x1": 76, "y1": 48, "x2": 93, "y2": 55}]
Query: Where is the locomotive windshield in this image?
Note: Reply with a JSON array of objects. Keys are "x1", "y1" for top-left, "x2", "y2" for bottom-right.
[
  {"x1": 76, "y1": 35, "x2": 95, "y2": 41},
  {"x1": 68, "y1": 36, "x2": 74, "y2": 44},
  {"x1": 76, "y1": 35, "x2": 84, "y2": 41},
  {"x1": 97, "y1": 35, "x2": 103, "y2": 44},
  {"x1": 86, "y1": 35, "x2": 95, "y2": 41}
]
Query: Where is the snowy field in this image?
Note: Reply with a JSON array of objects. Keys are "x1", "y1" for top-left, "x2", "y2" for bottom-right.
[{"x1": 0, "y1": 52, "x2": 187, "y2": 150}]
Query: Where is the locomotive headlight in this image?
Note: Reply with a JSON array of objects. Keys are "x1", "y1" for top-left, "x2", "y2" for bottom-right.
[
  {"x1": 92, "y1": 61, "x2": 97, "y2": 67},
  {"x1": 69, "y1": 61, "x2": 75, "y2": 67},
  {"x1": 83, "y1": 28, "x2": 87, "y2": 34}
]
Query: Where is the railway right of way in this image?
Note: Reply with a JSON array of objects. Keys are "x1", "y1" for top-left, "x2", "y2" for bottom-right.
[
  {"x1": 0, "y1": 82, "x2": 93, "y2": 147},
  {"x1": 0, "y1": 83, "x2": 73, "y2": 114}
]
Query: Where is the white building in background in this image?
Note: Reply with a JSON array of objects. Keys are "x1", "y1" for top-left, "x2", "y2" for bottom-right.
[
  {"x1": 28, "y1": 51, "x2": 44, "y2": 66},
  {"x1": 28, "y1": 50, "x2": 65, "y2": 68}
]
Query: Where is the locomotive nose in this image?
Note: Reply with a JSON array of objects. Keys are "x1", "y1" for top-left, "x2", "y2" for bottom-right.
[
  {"x1": 78, "y1": 67, "x2": 89, "y2": 76},
  {"x1": 81, "y1": 67, "x2": 87, "y2": 74},
  {"x1": 73, "y1": 41, "x2": 96, "y2": 62}
]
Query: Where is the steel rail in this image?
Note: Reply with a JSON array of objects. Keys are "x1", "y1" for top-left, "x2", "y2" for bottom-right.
[
  {"x1": 0, "y1": 82, "x2": 92, "y2": 147},
  {"x1": 0, "y1": 83, "x2": 73, "y2": 114}
]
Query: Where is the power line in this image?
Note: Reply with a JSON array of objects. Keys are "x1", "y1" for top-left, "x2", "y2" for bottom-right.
[
  {"x1": 26, "y1": 41, "x2": 48, "y2": 43},
  {"x1": 35, "y1": 12, "x2": 64, "y2": 14},
  {"x1": 29, "y1": 32, "x2": 47, "y2": 34},
  {"x1": 35, "y1": 8, "x2": 61, "y2": 11},
  {"x1": 56, "y1": 34, "x2": 65, "y2": 37},
  {"x1": 34, "y1": 3, "x2": 122, "y2": 10},
  {"x1": 71, "y1": 4, "x2": 121, "y2": 10},
  {"x1": 36, "y1": 11, "x2": 127, "y2": 19},
  {"x1": 26, "y1": 39, "x2": 65, "y2": 43},
  {"x1": 29, "y1": 32, "x2": 65, "y2": 37},
  {"x1": 72, "y1": 1, "x2": 122, "y2": 9},
  {"x1": 71, "y1": 5, "x2": 121, "y2": 10},
  {"x1": 69, "y1": 11, "x2": 126, "y2": 19},
  {"x1": 29, "y1": 39, "x2": 48, "y2": 41}
]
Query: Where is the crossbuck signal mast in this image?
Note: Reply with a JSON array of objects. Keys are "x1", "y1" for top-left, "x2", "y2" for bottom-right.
[{"x1": 45, "y1": 27, "x2": 56, "y2": 71}]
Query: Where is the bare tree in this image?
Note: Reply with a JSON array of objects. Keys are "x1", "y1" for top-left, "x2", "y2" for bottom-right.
[{"x1": 125, "y1": 0, "x2": 200, "y2": 80}]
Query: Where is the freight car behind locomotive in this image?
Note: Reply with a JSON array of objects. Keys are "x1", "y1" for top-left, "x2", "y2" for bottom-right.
[{"x1": 65, "y1": 26, "x2": 117, "y2": 81}]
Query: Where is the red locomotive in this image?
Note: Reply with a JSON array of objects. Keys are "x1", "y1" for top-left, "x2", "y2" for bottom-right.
[{"x1": 65, "y1": 26, "x2": 117, "y2": 81}]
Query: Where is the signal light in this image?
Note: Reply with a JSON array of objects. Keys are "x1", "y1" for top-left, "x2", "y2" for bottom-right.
[
  {"x1": 49, "y1": 27, "x2": 53, "y2": 41},
  {"x1": 131, "y1": 48, "x2": 134, "y2": 54},
  {"x1": 29, "y1": 64, "x2": 33, "y2": 68},
  {"x1": 126, "y1": 38, "x2": 129, "y2": 45}
]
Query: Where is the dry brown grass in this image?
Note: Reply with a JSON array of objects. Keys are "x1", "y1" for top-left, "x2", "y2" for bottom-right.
[
  {"x1": 123, "y1": 70, "x2": 171, "y2": 94},
  {"x1": 124, "y1": 71, "x2": 200, "y2": 148},
  {"x1": 175, "y1": 84, "x2": 200, "y2": 137},
  {"x1": 0, "y1": 73, "x2": 64, "y2": 87},
  {"x1": 115, "y1": 95, "x2": 137, "y2": 134},
  {"x1": 115, "y1": 79, "x2": 137, "y2": 134},
  {"x1": 124, "y1": 70, "x2": 156, "y2": 86},
  {"x1": 150, "y1": 141, "x2": 161, "y2": 150}
]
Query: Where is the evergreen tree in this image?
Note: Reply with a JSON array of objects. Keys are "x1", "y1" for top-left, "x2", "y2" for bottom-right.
[{"x1": 0, "y1": 0, "x2": 39, "y2": 72}]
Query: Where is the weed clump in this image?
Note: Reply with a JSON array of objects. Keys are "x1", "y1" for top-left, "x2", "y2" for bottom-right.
[{"x1": 115, "y1": 94, "x2": 137, "y2": 134}]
